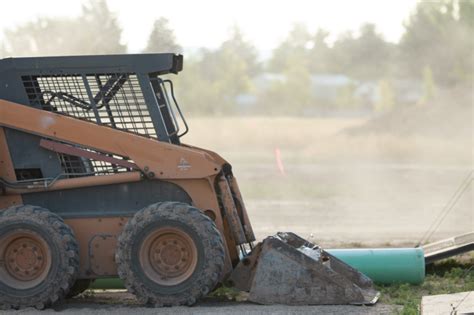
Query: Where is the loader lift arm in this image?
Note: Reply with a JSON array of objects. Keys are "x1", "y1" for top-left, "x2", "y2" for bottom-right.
[{"x1": 0, "y1": 100, "x2": 217, "y2": 180}]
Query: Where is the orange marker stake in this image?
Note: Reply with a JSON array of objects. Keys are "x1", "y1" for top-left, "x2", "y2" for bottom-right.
[{"x1": 274, "y1": 147, "x2": 286, "y2": 176}]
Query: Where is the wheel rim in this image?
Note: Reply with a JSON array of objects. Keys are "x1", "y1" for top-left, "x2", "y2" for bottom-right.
[
  {"x1": 0, "y1": 230, "x2": 52, "y2": 289},
  {"x1": 139, "y1": 227, "x2": 198, "y2": 286}
]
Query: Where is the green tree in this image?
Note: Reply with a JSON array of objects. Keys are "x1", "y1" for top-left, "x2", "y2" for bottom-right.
[
  {"x1": 308, "y1": 28, "x2": 332, "y2": 73},
  {"x1": 268, "y1": 24, "x2": 336, "y2": 75},
  {"x1": 143, "y1": 18, "x2": 182, "y2": 53},
  {"x1": 268, "y1": 23, "x2": 312, "y2": 73},
  {"x1": 172, "y1": 56, "x2": 219, "y2": 114},
  {"x1": 79, "y1": 0, "x2": 126, "y2": 53},
  {"x1": 375, "y1": 79, "x2": 395, "y2": 112},
  {"x1": 260, "y1": 61, "x2": 312, "y2": 115},
  {"x1": 399, "y1": 0, "x2": 473, "y2": 86},
  {"x1": 330, "y1": 24, "x2": 393, "y2": 80},
  {"x1": 335, "y1": 83, "x2": 358, "y2": 109},
  {"x1": 173, "y1": 26, "x2": 260, "y2": 115},
  {"x1": 419, "y1": 66, "x2": 437, "y2": 106},
  {"x1": 262, "y1": 23, "x2": 313, "y2": 114},
  {"x1": 219, "y1": 25, "x2": 261, "y2": 76},
  {"x1": 2, "y1": 0, "x2": 125, "y2": 56},
  {"x1": 459, "y1": 0, "x2": 474, "y2": 28}
]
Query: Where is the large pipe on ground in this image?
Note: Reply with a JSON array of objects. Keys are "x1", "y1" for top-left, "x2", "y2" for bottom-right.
[
  {"x1": 327, "y1": 247, "x2": 425, "y2": 284},
  {"x1": 90, "y1": 278, "x2": 124, "y2": 290}
]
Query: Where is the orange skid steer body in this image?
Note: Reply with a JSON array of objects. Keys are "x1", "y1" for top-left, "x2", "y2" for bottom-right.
[{"x1": 0, "y1": 54, "x2": 378, "y2": 309}]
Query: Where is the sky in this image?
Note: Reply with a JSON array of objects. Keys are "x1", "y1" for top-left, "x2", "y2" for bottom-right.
[{"x1": 0, "y1": 0, "x2": 418, "y2": 54}]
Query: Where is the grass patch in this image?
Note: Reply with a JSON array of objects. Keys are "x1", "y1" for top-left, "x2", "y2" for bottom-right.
[
  {"x1": 209, "y1": 284, "x2": 248, "y2": 302},
  {"x1": 377, "y1": 257, "x2": 474, "y2": 314}
]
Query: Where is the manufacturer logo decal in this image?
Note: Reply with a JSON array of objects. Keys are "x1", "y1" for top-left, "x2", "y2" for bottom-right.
[{"x1": 177, "y1": 158, "x2": 191, "y2": 171}]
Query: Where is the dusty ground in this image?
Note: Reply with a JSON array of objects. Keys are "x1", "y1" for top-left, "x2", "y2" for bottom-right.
[
  {"x1": 243, "y1": 162, "x2": 473, "y2": 246},
  {"x1": 185, "y1": 115, "x2": 473, "y2": 247},
  {"x1": 0, "y1": 292, "x2": 401, "y2": 315}
]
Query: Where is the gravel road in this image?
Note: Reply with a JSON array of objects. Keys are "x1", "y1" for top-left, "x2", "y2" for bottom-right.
[{"x1": 0, "y1": 292, "x2": 401, "y2": 315}]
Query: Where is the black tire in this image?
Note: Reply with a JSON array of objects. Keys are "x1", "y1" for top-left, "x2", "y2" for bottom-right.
[
  {"x1": 0, "y1": 205, "x2": 79, "y2": 310},
  {"x1": 116, "y1": 202, "x2": 225, "y2": 306},
  {"x1": 67, "y1": 279, "x2": 93, "y2": 298}
]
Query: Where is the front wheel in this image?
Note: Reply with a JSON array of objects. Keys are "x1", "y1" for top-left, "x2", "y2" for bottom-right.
[{"x1": 115, "y1": 202, "x2": 225, "y2": 306}]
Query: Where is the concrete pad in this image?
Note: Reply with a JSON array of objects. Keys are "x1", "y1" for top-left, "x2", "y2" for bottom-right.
[{"x1": 421, "y1": 291, "x2": 474, "y2": 315}]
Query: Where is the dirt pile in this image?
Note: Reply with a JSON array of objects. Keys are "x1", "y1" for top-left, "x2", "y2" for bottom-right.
[{"x1": 345, "y1": 87, "x2": 473, "y2": 140}]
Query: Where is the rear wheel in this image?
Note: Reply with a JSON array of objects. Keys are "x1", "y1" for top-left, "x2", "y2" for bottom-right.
[
  {"x1": 0, "y1": 205, "x2": 79, "y2": 309},
  {"x1": 116, "y1": 202, "x2": 225, "y2": 306}
]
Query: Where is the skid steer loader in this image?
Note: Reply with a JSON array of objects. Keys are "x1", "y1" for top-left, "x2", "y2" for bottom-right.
[{"x1": 0, "y1": 54, "x2": 379, "y2": 309}]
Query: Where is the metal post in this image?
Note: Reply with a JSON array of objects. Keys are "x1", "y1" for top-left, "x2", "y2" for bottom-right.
[{"x1": 81, "y1": 74, "x2": 102, "y2": 124}]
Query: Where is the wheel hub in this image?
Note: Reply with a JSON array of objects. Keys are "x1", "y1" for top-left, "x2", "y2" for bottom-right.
[
  {"x1": 150, "y1": 236, "x2": 193, "y2": 278},
  {"x1": 140, "y1": 227, "x2": 198, "y2": 286},
  {"x1": 0, "y1": 230, "x2": 52, "y2": 289},
  {"x1": 5, "y1": 237, "x2": 46, "y2": 281}
]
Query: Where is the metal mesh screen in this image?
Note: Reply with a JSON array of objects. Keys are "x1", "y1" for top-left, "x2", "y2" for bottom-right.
[
  {"x1": 21, "y1": 74, "x2": 157, "y2": 137},
  {"x1": 87, "y1": 74, "x2": 156, "y2": 137},
  {"x1": 21, "y1": 74, "x2": 146, "y2": 177}
]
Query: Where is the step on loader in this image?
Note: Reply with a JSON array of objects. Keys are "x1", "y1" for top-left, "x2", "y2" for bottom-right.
[{"x1": 0, "y1": 54, "x2": 379, "y2": 309}]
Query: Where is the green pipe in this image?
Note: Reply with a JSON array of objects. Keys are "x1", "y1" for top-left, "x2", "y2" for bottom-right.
[
  {"x1": 327, "y1": 248, "x2": 425, "y2": 284},
  {"x1": 90, "y1": 278, "x2": 124, "y2": 290},
  {"x1": 89, "y1": 248, "x2": 425, "y2": 289}
]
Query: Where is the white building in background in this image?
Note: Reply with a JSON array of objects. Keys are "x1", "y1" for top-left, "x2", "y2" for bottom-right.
[{"x1": 235, "y1": 72, "x2": 422, "y2": 114}]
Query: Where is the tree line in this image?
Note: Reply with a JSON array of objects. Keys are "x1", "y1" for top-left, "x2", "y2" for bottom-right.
[{"x1": 1, "y1": 0, "x2": 472, "y2": 115}]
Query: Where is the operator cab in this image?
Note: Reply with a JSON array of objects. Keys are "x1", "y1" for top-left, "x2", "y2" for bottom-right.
[{"x1": 0, "y1": 54, "x2": 188, "y2": 180}]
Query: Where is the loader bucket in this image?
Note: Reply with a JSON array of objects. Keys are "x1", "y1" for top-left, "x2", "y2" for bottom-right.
[{"x1": 230, "y1": 232, "x2": 380, "y2": 305}]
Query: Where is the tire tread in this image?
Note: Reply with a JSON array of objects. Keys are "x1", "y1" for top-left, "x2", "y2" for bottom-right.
[
  {"x1": 0, "y1": 205, "x2": 79, "y2": 310},
  {"x1": 115, "y1": 202, "x2": 225, "y2": 306}
]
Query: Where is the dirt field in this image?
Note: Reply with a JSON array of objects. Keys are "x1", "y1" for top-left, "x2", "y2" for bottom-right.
[
  {"x1": 185, "y1": 116, "x2": 473, "y2": 247},
  {"x1": 243, "y1": 162, "x2": 472, "y2": 246}
]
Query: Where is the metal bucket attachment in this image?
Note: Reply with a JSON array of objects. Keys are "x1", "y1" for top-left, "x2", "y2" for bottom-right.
[{"x1": 230, "y1": 232, "x2": 380, "y2": 305}]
